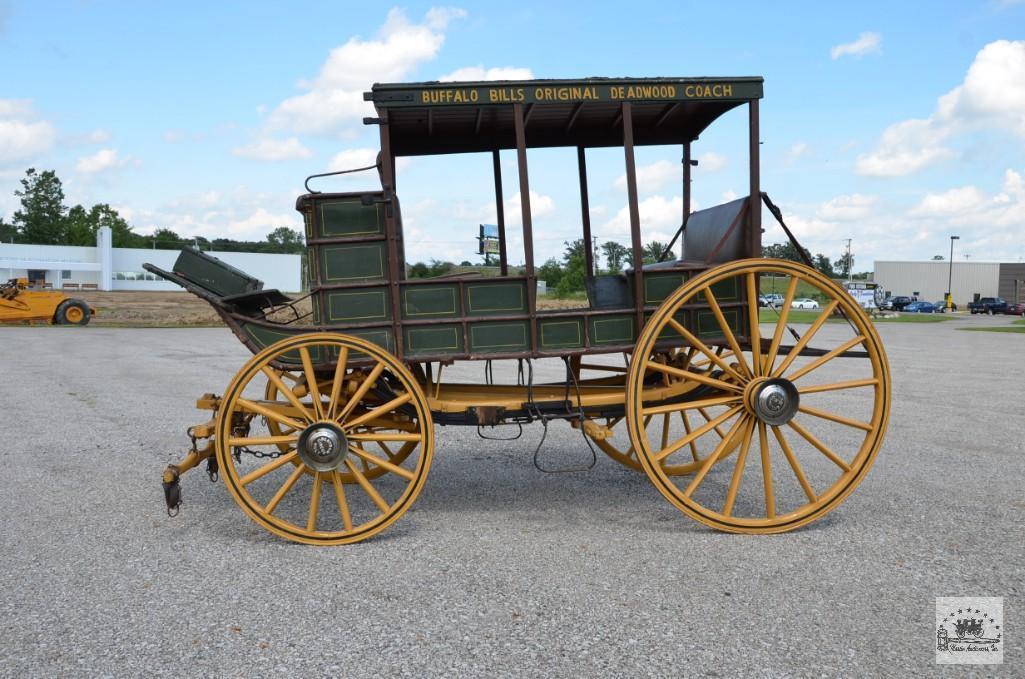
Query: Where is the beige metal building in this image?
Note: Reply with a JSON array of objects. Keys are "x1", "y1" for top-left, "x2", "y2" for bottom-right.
[{"x1": 873, "y1": 261, "x2": 1025, "y2": 305}]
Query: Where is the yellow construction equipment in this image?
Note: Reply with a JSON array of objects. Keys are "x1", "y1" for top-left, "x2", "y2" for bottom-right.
[{"x1": 0, "y1": 278, "x2": 95, "y2": 325}]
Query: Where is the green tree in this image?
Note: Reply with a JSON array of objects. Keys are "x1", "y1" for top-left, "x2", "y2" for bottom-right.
[
  {"x1": 538, "y1": 257, "x2": 564, "y2": 290},
  {"x1": 1, "y1": 215, "x2": 18, "y2": 243},
  {"x1": 555, "y1": 239, "x2": 586, "y2": 296},
  {"x1": 601, "y1": 241, "x2": 630, "y2": 273},
  {"x1": 813, "y1": 253, "x2": 833, "y2": 278},
  {"x1": 13, "y1": 168, "x2": 67, "y2": 244},
  {"x1": 265, "y1": 226, "x2": 305, "y2": 253},
  {"x1": 834, "y1": 251, "x2": 854, "y2": 279},
  {"x1": 762, "y1": 241, "x2": 812, "y2": 264},
  {"x1": 643, "y1": 240, "x2": 669, "y2": 264},
  {"x1": 151, "y1": 228, "x2": 183, "y2": 249},
  {"x1": 64, "y1": 205, "x2": 95, "y2": 245}
]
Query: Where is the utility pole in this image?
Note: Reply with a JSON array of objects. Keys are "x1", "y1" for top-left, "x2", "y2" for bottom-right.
[
  {"x1": 592, "y1": 236, "x2": 599, "y2": 274},
  {"x1": 843, "y1": 238, "x2": 853, "y2": 284},
  {"x1": 947, "y1": 235, "x2": 959, "y2": 310}
]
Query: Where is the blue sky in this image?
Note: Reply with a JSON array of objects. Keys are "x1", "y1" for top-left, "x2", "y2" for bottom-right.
[{"x1": 2, "y1": 1, "x2": 1024, "y2": 268}]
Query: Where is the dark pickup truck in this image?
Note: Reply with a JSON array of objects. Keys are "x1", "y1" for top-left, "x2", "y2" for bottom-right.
[{"x1": 968, "y1": 297, "x2": 1008, "y2": 314}]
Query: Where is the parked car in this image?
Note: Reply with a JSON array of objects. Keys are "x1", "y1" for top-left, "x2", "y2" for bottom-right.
[
  {"x1": 903, "y1": 301, "x2": 938, "y2": 313},
  {"x1": 1004, "y1": 301, "x2": 1025, "y2": 316},
  {"x1": 881, "y1": 295, "x2": 913, "y2": 311},
  {"x1": 967, "y1": 297, "x2": 1008, "y2": 315},
  {"x1": 762, "y1": 293, "x2": 784, "y2": 307},
  {"x1": 933, "y1": 300, "x2": 957, "y2": 313},
  {"x1": 791, "y1": 298, "x2": 820, "y2": 309},
  {"x1": 758, "y1": 295, "x2": 769, "y2": 307}
]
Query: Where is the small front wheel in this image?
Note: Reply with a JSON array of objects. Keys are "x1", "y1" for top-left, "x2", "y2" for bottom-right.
[{"x1": 216, "y1": 333, "x2": 434, "y2": 545}]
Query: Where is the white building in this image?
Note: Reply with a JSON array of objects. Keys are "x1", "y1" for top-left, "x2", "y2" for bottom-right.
[
  {"x1": 874, "y1": 260, "x2": 1025, "y2": 305},
  {"x1": 0, "y1": 227, "x2": 303, "y2": 292}
]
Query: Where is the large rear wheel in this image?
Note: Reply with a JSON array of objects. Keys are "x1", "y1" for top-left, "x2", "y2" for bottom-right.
[{"x1": 626, "y1": 259, "x2": 890, "y2": 533}]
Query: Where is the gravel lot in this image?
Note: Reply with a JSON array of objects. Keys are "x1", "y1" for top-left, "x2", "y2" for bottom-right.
[{"x1": 1, "y1": 315, "x2": 1022, "y2": 677}]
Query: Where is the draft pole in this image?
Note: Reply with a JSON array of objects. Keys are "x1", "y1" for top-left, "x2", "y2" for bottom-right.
[
  {"x1": 578, "y1": 146, "x2": 594, "y2": 279},
  {"x1": 513, "y1": 102, "x2": 538, "y2": 351},
  {"x1": 492, "y1": 150, "x2": 508, "y2": 275},
  {"x1": 622, "y1": 102, "x2": 645, "y2": 333}
]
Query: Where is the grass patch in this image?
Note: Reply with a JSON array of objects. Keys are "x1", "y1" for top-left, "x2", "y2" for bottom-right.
[
  {"x1": 759, "y1": 309, "x2": 822, "y2": 324},
  {"x1": 759, "y1": 308, "x2": 955, "y2": 325},
  {"x1": 873, "y1": 314, "x2": 952, "y2": 323},
  {"x1": 958, "y1": 325, "x2": 1025, "y2": 333}
]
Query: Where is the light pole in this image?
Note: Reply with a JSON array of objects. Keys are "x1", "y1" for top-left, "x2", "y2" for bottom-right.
[{"x1": 947, "y1": 236, "x2": 959, "y2": 310}]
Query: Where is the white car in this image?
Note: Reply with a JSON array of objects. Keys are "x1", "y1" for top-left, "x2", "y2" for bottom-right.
[{"x1": 791, "y1": 298, "x2": 820, "y2": 309}]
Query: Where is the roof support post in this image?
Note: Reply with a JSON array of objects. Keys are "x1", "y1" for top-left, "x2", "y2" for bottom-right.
[
  {"x1": 492, "y1": 150, "x2": 508, "y2": 276},
  {"x1": 513, "y1": 102, "x2": 538, "y2": 351},
  {"x1": 622, "y1": 102, "x2": 645, "y2": 332},
  {"x1": 682, "y1": 141, "x2": 692, "y2": 260},
  {"x1": 577, "y1": 146, "x2": 594, "y2": 278},
  {"x1": 378, "y1": 113, "x2": 404, "y2": 359},
  {"x1": 748, "y1": 100, "x2": 762, "y2": 258}
]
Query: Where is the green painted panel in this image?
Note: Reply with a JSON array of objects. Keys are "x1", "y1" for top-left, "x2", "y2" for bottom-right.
[
  {"x1": 465, "y1": 281, "x2": 527, "y2": 316},
  {"x1": 404, "y1": 324, "x2": 463, "y2": 356},
  {"x1": 318, "y1": 200, "x2": 384, "y2": 237},
  {"x1": 644, "y1": 272, "x2": 688, "y2": 305},
  {"x1": 590, "y1": 315, "x2": 634, "y2": 345},
  {"x1": 402, "y1": 285, "x2": 458, "y2": 318},
  {"x1": 696, "y1": 308, "x2": 744, "y2": 340},
  {"x1": 344, "y1": 328, "x2": 395, "y2": 360},
  {"x1": 242, "y1": 325, "x2": 324, "y2": 365},
  {"x1": 469, "y1": 321, "x2": 528, "y2": 353},
  {"x1": 319, "y1": 242, "x2": 387, "y2": 283},
  {"x1": 709, "y1": 276, "x2": 739, "y2": 301},
  {"x1": 327, "y1": 287, "x2": 390, "y2": 323},
  {"x1": 652, "y1": 311, "x2": 691, "y2": 340},
  {"x1": 539, "y1": 318, "x2": 584, "y2": 349}
]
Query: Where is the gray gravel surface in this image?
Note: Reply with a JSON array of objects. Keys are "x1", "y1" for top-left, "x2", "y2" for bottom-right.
[{"x1": 1, "y1": 315, "x2": 1022, "y2": 677}]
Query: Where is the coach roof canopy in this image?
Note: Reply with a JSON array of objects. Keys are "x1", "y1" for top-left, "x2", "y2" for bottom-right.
[{"x1": 365, "y1": 77, "x2": 763, "y2": 156}]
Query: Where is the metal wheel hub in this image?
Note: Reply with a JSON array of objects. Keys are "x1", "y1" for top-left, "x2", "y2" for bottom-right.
[
  {"x1": 745, "y1": 377, "x2": 800, "y2": 426},
  {"x1": 297, "y1": 423, "x2": 348, "y2": 472}
]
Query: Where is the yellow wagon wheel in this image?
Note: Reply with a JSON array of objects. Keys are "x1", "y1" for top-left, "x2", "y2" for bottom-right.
[
  {"x1": 626, "y1": 259, "x2": 890, "y2": 533},
  {"x1": 586, "y1": 347, "x2": 743, "y2": 475},
  {"x1": 263, "y1": 373, "x2": 417, "y2": 483},
  {"x1": 216, "y1": 333, "x2": 434, "y2": 545}
]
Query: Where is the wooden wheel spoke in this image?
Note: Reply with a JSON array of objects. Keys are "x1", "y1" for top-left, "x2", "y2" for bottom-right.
[
  {"x1": 331, "y1": 470, "x2": 353, "y2": 531},
  {"x1": 237, "y1": 397, "x2": 306, "y2": 432},
  {"x1": 336, "y1": 363, "x2": 385, "y2": 424},
  {"x1": 655, "y1": 405, "x2": 743, "y2": 462},
  {"x1": 645, "y1": 361, "x2": 743, "y2": 394},
  {"x1": 344, "y1": 459, "x2": 391, "y2": 514},
  {"x1": 787, "y1": 420, "x2": 852, "y2": 472},
  {"x1": 798, "y1": 378, "x2": 878, "y2": 394},
  {"x1": 770, "y1": 426, "x2": 817, "y2": 502},
  {"x1": 642, "y1": 393, "x2": 741, "y2": 417},
  {"x1": 745, "y1": 272, "x2": 763, "y2": 377},
  {"x1": 764, "y1": 277, "x2": 800, "y2": 375},
  {"x1": 784, "y1": 335, "x2": 865, "y2": 383},
  {"x1": 343, "y1": 393, "x2": 412, "y2": 431},
  {"x1": 797, "y1": 405, "x2": 873, "y2": 432},
  {"x1": 264, "y1": 463, "x2": 307, "y2": 515},
  {"x1": 680, "y1": 410, "x2": 700, "y2": 462},
  {"x1": 702, "y1": 286, "x2": 752, "y2": 379},
  {"x1": 771, "y1": 299, "x2": 839, "y2": 378},
  {"x1": 262, "y1": 367, "x2": 315, "y2": 423},
  {"x1": 697, "y1": 407, "x2": 727, "y2": 438},
  {"x1": 758, "y1": 422, "x2": 775, "y2": 518},
  {"x1": 682, "y1": 414, "x2": 748, "y2": 498},
  {"x1": 299, "y1": 347, "x2": 325, "y2": 420},
  {"x1": 665, "y1": 318, "x2": 745, "y2": 383},
  {"x1": 240, "y1": 451, "x2": 298, "y2": 486},
  {"x1": 327, "y1": 347, "x2": 349, "y2": 420},
  {"x1": 307, "y1": 471, "x2": 323, "y2": 531},
  {"x1": 347, "y1": 432, "x2": 422, "y2": 442},
  {"x1": 659, "y1": 412, "x2": 671, "y2": 450},
  {"x1": 227, "y1": 434, "x2": 298, "y2": 447},
  {"x1": 723, "y1": 418, "x2": 756, "y2": 516},
  {"x1": 348, "y1": 445, "x2": 415, "y2": 481}
]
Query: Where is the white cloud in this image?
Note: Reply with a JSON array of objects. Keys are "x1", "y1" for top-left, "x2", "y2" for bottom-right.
[
  {"x1": 831, "y1": 32, "x2": 882, "y2": 60},
  {"x1": 503, "y1": 190, "x2": 555, "y2": 226},
  {"x1": 857, "y1": 40, "x2": 1025, "y2": 176},
  {"x1": 786, "y1": 142, "x2": 810, "y2": 163},
  {"x1": 87, "y1": 129, "x2": 111, "y2": 144},
  {"x1": 164, "y1": 130, "x2": 184, "y2": 143},
  {"x1": 817, "y1": 194, "x2": 878, "y2": 220},
  {"x1": 268, "y1": 7, "x2": 466, "y2": 138},
  {"x1": 909, "y1": 186, "x2": 988, "y2": 217},
  {"x1": 0, "y1": 99, "x2": 56, "y2": 165},
  {"x1": 75, "y1": 148, "x2": 127, "y2": 174},
  {"x1": 125, "y1": 187, "x2": 303, "y2": 241},
  {"x1": 602, "y1": 194, "x2": 684, "y2": 237},
  {"x1": 614, "y1": 160, "x2": 678, "y2": 193},
  {"x1": 439, "y1": 65, "x2": 533, "y2": 81},
  {"x1": 224, "y1": 208, "x2": 300, "y2": 237},
  {"x1": 696, "y1": 152, "x2": 727, "y2": 172},
  {"x1": 231, "y1": 137, "x2": 313, "y2": 161}
]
